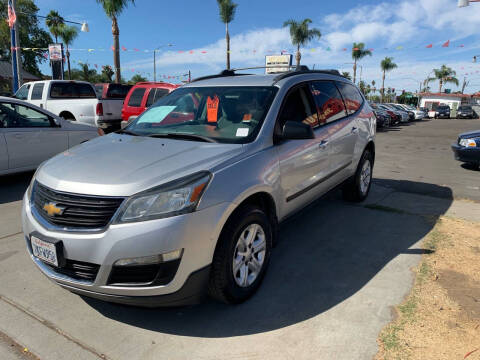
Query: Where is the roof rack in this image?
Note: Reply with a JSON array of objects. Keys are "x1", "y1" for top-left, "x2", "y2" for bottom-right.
[
  {"x1": 273, "y1": 69, "x2": 342, "y2": 83},
  {"x1": 191, "y1": 70, "x2": 252, "y2": 83}
]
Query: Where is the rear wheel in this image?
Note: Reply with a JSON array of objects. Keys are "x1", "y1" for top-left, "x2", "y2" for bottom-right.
[
  {"x1": 60, "y1": 112, "x2": 75, "y2": 121},
  {"x1": 343, "y1": 149, "x2": 373, "y2": 202},
  {"x1": 208, "y1": 206, "x2": 272, "y2": 304}
]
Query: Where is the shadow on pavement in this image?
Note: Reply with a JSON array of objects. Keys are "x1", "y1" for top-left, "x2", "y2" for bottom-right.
[
  {"x1": 85, "y1": 179, "x2": 453, "y2": 338},
  {"x1": 461, "y1": 163, "x2": 480, "y2": 172},
  {"x1": 0, "y1": 171, "x2": 33, "y2": 204}
]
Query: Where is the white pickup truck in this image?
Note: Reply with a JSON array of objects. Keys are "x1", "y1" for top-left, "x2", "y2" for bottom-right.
[
  {"x1": 94, "y1": 83, "x2": 132, "y2": 130},
  {"x1": 14, "y1": 80, "x2": 107, "y2": 127}
]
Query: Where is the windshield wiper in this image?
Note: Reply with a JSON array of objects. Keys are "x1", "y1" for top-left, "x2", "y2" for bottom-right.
[
  {"x1": 147, "y1": 133, "x2": 217, "y2": 143},
  {"x1": 116, "y1": 129, "x2": 140, "y2": 136}
]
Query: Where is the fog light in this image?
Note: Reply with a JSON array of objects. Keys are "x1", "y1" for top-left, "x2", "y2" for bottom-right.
[{"x1": 114, "y1": 249, "x2": 183, "y2": 266}]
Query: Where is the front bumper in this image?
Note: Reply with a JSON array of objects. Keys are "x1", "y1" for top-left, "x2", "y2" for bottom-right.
[
  {"x1": 457, "y1": 113, "x2": 474, "y2": 118},
  {"x1": 22, "y1": 193, "x2": 231, "y2": 306},
  {"x1": 451, "y1": 144, "x2": 480, "y2": 164}
]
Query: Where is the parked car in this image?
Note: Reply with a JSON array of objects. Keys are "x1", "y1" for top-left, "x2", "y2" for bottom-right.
[
  {"x1": 369, "y1": 103, "x2": 391, "y2": 128},
  {"x1": 451, "y1": 130, "x2": 480, "y2": 169},
  {"x1": 15, "y1": 80, "x2": 108, "y2": 127},
  {"x1": 377, "y1": 104, "x2": 402, "y2": 124},
  {"x1": 396, "y1": 104, "x2": 426, "y2": 120},
  {"x1": 95, "y1": 83, "x2": 132, "y2": 131},
  {"x1": 0, "y1": 97, "x2": 99, "y2": 176},
  {"x1": 457, "y1": 105, "x2": 475, "y2": 119},
  {"x1": 386, "y1": 104, "x2": 410, "y2": 122},
  {"x1": 120, "y1": 82, "x2": 179, "y2": 126},
  {"x1": 432, "y1": 105, "x2": 450, "y2": 119},
  {"x1": 22, "y1": 68, "x2": 376, "y2": 306}
]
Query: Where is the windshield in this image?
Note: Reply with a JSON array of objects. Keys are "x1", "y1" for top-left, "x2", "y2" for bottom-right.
[
  {"x1": 437, "y1": 106, "x2": 450, "y2": 110},
  {"x1": 459, "y1": 106, "x2": 471, "y2": 111},
  {"x1": 126, "y1": 86, "x2": 278, "y2": 144}
]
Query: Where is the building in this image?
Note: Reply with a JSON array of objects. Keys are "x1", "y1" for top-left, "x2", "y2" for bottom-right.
[
  {"x1": 0, "y1": 61, "x2": 41, "y2": 95},
  {"x1": 419, "y1": 92, "x2": 480, "y2": 111}
]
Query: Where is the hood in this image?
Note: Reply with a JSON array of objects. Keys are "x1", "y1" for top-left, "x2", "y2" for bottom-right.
[
  {"x1": 459, "y1": 130, "x2": 480, "y2": 139},
  {"x1": 37, "y1": 133, "x2": 244, "y2": 196}
]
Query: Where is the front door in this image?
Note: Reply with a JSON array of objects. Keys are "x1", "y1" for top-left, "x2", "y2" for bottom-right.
[
  {"x1": 275, "y1": 85, "x2": 331, "y2": 216},
  {"x1": 1, "y1": 102, "x2": 68, "y2": 170}
]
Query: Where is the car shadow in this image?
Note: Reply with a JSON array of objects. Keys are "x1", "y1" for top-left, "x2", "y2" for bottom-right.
[
  {"x1": 0, "y1": 171, "x2": 33, "y2": 204},
  {"x1": 461, "y1": 163, "x2": 480, "y2": 172},
  {"x1": 84, "y1": 179, "x2": 453, "y2": 338}
]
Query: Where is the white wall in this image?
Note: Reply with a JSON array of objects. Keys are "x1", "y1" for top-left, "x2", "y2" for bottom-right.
[{"x1": 420, "y1": 96, "x2": 461, "y2": 109}]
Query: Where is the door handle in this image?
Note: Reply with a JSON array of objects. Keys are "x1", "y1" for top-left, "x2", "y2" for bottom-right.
[
  {"x1": 351, "y1": 127, "x2": 358, "y2": 134},
  {"x1": 318, "y1": 140, "x2": 329, "y2": 149}
]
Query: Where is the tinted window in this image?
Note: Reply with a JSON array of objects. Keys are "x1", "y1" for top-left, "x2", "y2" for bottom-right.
[
  {"x1": 95, "y1": 85, "x2": 104, "y2": 98},
  {"x1": 128, "y1": 88, "x2": 146, "y2": 107},
  {"x1": 336, "y1": 82, "x2": 364, "y2": 114},
  {"x1": 145, "y1": 89, "x2": 156, "y2": 107},
  {"x1": 50, "y1": 83, "x2": 96, "y2": 99},
  {"x1": 31, "y1": 83, "x2": 44, "y2": 100},
  {"x1": 105, "y1": 84, "x2": 132, "y2": 99},
  {"x1": 310, "y1": 81, "x2": 348, "y2": 125},
  {"x1": 154, "y1": 88, "x2": 169, "y2": 103},
  {"x1": 279, "y1": 86, "x2": 318, "y2": 128},
  {"x1": 0, "y1": 102, "x2": 52, "y2": 128},
  {"x1": 459, "y1": 106, "x2": 471, "y2": 111},
  {"x1": 14, "y1": 84, "x2": 30, "y2": 100}
]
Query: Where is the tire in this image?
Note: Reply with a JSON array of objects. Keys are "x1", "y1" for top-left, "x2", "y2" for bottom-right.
[
  {"x1": 208, "y1": 206, "x2": 272, "y2": 304},
  {"x1": 343, "y1": 149, "x2": 374, "y2": 202}
]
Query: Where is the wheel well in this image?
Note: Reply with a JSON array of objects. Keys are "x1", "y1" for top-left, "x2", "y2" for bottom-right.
[
  {"x1": 59, "y1": 111, "x2": 75, "y2": 120},
  {"x1": 365, "y1": 141, "x2": 375, "y2": 163}
]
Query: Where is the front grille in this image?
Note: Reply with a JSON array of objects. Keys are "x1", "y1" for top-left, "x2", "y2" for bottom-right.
[
  {"x1": 32, "y1": 182, "x2": 124, "y2": 230},
  {"x1": 45, "y1": 259, "x2": 100, "y2": 282},
  {"x1": 108, "y1": 259, "x2": 181, "y2": 286}
]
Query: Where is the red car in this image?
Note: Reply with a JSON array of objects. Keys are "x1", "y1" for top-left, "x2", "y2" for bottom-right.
[{"x1": 121, "y1": 82, "x2": 179, "y2": 125}]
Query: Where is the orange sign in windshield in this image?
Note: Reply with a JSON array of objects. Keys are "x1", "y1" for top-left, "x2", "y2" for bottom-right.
[{"x1": 207, "y1": 95, "x2": 219, "y2": 123}]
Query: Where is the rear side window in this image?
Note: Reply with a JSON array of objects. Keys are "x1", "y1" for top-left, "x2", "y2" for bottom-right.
[
  {"x1": 336, "y1": 82, "x2": 364, "y2": 115},
  {"x1": 50, "y1": 83, "x2": 96, "y2": 99},
  {"x1": 128, "y1": 88, "x2": 146, "y2": 107},
  {"x1": 95, "y1": 85, "x2": 104, "y2": 98},
  {"x1": 31, "y1": 83, "x2": 44, "y2": 100},
  {"x1": 106, "y1": 84, "x2": 131, "y2": 99},
  {"x1": 154, "y1": 88, "x2": 169, "y2": 102},
  {"x1": 310, "y1": 81, "x2": 348, "y2": 125},
  {"x1": 145, "y1": 89, "x2": 156, "y2": 107}
]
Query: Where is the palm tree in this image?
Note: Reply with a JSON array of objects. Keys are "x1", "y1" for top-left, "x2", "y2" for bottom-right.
[
  {"x1": 342, "y1": 71, "x2": 352, "y2": 80},
  {"x1": 352, "y1": 42, "x2": 371, "y2": 84},
  {"x1": 429, "y1": 65, "x2": 459, "y2": 93},
  {"x1": 283, "y1": 18, "x2": 321, "y2": 68},
  {"x1": 59, "y1": 25, "x2": 78, "y2": 80},
  {"x1": 79, "y1": 63, "x2": 98, "y2": 82},
  {"x1": 380, "y1": 57, "x2": 397, "y2": 102},
  {"x1": 216, "y1": 0, "x2": 237, "y2": 70},
  {"x1": 45, "y1": 10, "x2": 65, "y2": 43},
  {"x1": 96, "y1": 0, "x2": 135, "y2": 83},
  {"x1": 101, "y1": 65, "x2": 115, "y2": 82}
]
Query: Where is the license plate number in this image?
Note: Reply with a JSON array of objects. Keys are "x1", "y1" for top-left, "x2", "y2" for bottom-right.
[{"x1": 31, "y1": 236, "x2": 58, "y2": 267}]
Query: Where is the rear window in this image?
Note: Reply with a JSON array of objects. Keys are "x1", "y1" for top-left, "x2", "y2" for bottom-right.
[
  {"x1": 50, "y1": 83, "x2": 97, "y2": 99},
  {"x1": 127, "y1": 88, "x2": 146, "y2": 107},
  {"x1": 31, "y1": 83, "x2": 44, "y2": 100},
  {"x1": 105, "y1": 84, "x2": 132, "y2": 99}
]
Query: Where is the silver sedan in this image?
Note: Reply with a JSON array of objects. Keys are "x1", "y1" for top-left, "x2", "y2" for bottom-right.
[{"x1": 0, "y1": 97, "x2": 99, "y2": 176}]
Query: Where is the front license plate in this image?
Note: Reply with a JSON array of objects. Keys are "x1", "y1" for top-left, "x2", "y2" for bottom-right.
[{"x1": 31, "y1": 236, "x2": 59, "y2": 267}]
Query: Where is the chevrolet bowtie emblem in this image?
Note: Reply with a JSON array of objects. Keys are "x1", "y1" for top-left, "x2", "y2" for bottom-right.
[{"x1": 43, "y1": 202, "x2": 65, "y2": 217}]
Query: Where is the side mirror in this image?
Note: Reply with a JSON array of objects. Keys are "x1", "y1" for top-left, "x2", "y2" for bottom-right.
[
  {"x1": 281, "y1": 121, "x2": 314, "y2": 140},
  {"x1": 52, "y1": 117, "x2": 61, "y2": 127}
]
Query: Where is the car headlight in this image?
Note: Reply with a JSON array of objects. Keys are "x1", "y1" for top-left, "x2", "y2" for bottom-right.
[
  {"x1": 459, "y1": 138, "x2": 478, "y2": 148},
  {"x1": 114, "y1": 172, "x2": 212, "y2": 223}
]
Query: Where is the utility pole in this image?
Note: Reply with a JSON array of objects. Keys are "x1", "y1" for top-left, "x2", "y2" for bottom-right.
[
  {"x1": 12, "y1": 0, "x2": 22, "y2": 88},
  {"x1": 461, "y1": 76, "x2": 469, "y2": 94},
  {"x1": 188, "y1": 70, "x2": 191, "y2": 83},
  {"x1": 153, "y1": 49, "x2": 156, "y2": 82},
  {"x1": 8, "y1": 0, "x2": 19, "y2": 92}
]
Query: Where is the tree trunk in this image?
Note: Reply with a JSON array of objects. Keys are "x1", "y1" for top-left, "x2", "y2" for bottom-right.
[
  {"x1": 381, "y1": 71, "x2": 385, "y2": 103},
  {"x1": 66, "y1": 48, "x2": 71, "y2": 80},
  {"x1": 226, "y1": 23, "x2": 230, "y2": 70},
  {"x1": 55, "y1": 35, "x2": 57, "y2": 43},
  {"x1": 353, "y1": 60, "x2": 357, "y2": 84},
  {"x1": 296, "y1": 44, "x2": 301, "y2": 68},
  {"x1": 112, "y1": 16, "x2": 121, "y2": 84},
  {"x1": 439, "y1": 78, "x2": 443, "y2": 93}
]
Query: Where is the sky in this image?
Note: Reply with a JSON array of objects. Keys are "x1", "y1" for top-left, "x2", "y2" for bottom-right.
[{"x1": 34, "y1": 0, "x2": 480, "y2": 93}]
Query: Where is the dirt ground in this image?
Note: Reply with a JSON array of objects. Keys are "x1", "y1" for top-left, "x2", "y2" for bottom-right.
[{"x1": 376, "y1": 217, "x2": 480, "y2": 360}]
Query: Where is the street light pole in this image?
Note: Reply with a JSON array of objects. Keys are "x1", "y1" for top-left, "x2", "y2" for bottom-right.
[{"x1": 12, "y1": 0, "x2": 22, "y2": 88}]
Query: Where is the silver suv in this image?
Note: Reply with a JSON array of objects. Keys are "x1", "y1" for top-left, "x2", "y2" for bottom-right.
[{"x1": 22, "y1": 68, "x2": 376, "y2": 306}]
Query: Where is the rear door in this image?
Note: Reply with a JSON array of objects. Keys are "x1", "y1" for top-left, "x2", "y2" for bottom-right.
[
  {"x1": 29, "y1": 82, "x2": 45, "y2": 108},
  {"x1": 275, "y1": 84, "x2": 331, "y2": 215},
  {"x1": 0, "y1": 131, "x2": 7, "y2": 172},
  {"x1": 1, "y1": 101, "x2": 68, "y2": 169},
  {"x1": 124, "y1": 87, "x2": 147, "y2": 118}
]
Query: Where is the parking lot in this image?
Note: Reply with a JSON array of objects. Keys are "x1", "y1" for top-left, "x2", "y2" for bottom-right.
[{"x1": 0, "y1": 118, "x2": 479, "y2": 360}]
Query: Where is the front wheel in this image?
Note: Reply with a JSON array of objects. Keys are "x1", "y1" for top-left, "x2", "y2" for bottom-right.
[
  {"x1": 208, "y1": 206, "x2": 272, "y2": 304},
  {"x1": 343, "y1": 149, "x2": 373, "y2": 202}
]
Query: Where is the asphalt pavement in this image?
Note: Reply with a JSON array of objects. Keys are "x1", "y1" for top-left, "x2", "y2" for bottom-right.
[{"x1": 0, "y1": 118, "x2": 478, "y2": 360}]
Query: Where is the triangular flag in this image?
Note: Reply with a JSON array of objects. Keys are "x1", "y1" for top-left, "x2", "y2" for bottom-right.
[
  {"x1": 201, "y1": 51, "x2": 207, "y2": 54},
  {"x1": 121, "y1": 46, "x2": 127, "y2": 51},
  {"x1": 396, "y1": 46, "x2": 403, "y2": 50},
  {"x1": 458, "y1": 44, "x2": 465, "y2": 48},
  {"x1": 368, "y1": 48, "x2": 374, "y2": 52},
  {"x1": 111, "y1": 45, "x2": 115, "y2": 51},
  {"x1": 353, "y1": 47, "x2": 359, "y2": 51},
  {"x1": 326, "y1": 47, "x2": 331, "y2": 51},
  {"x1": 310, "y1": 48, "x2": 316, "y2": 52},
  {"x1": 426, "y1": 44, "x2": 433, "y2": 48},
  {"x1": 133, "y1": 48, "x2": 139, "y2": 51},
  {"x1": 442, "y1": 40, "x2": 450, "y2": 47}
]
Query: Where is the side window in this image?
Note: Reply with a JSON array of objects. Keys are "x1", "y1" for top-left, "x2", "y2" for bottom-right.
[
  {"x1": 31, "y1": 83, "x2": 44, "y2": 100},
  {"x1": 145, "y1": 89, "x2": 156, "y2": 107},
  {"x1": 310, "y1": 81, "x2": 348, "y2": 125},
  {"x1": 278, "y1": 85, "x2": 318, "y2": 128},
  {"x1": 75, "y1": 84, "x2": 96, "y2": 98},
  {"x1": 128, "y1": 88, "x2": 146, "y2": 107},
  {"x1": 1, "y1": 103, "x2": 52, "y2": 128},
  {"x1": 153, "y1": 88, "x2": 169, "y2": 103},
  {"x1": 336, "y1": 82, "x2": 364, "y2": 115},
  {"x1": 14, "y1": 84, "x2": 30, "y2": 100}
]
